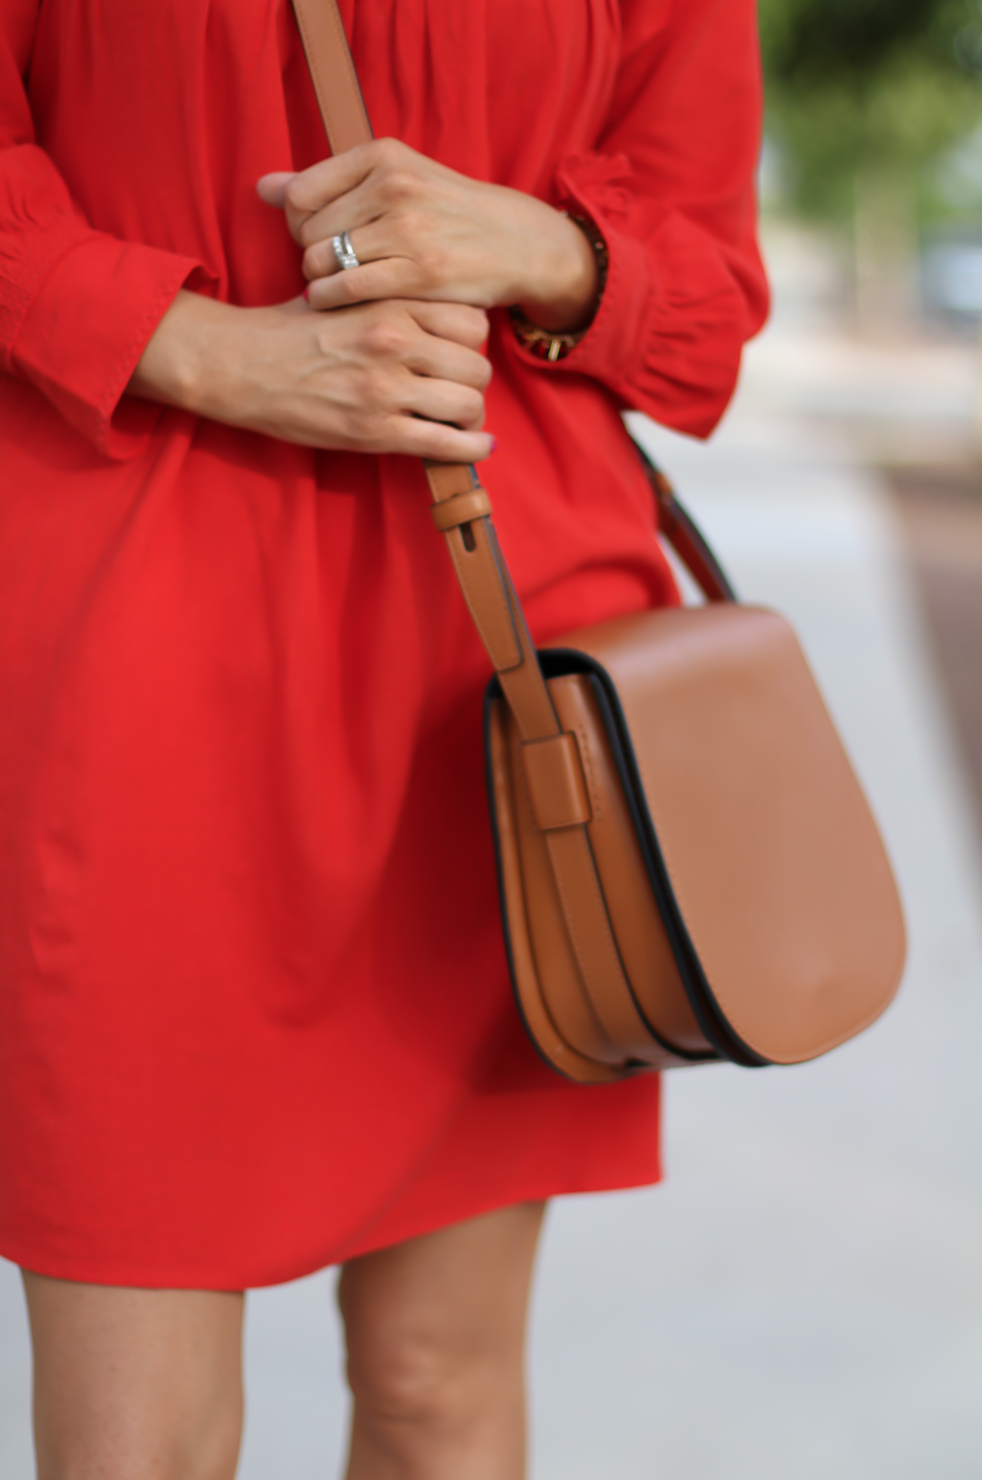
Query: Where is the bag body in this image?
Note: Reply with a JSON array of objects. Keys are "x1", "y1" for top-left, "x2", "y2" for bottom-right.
[{"x1": 486, "y1": 590, "x2": 906, "y2": 1083}]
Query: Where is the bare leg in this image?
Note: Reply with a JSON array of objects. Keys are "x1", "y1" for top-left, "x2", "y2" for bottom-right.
[
  {"x1": 22, "y1": 1271, "x2": 244, "y2": 1480},
  {"x1": 339, "y1": 1201, "x2": 547, "y2": 1480}
]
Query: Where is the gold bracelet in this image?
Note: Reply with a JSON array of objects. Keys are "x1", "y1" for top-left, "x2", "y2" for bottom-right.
[{"x1": 509, "y1": 213, "x2": 609, "y2": 363}]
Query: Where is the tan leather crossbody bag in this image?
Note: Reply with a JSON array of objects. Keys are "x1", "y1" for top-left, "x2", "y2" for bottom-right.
[{"x1": 293, "y1": 0, "x2": 907, "y2": 1082}]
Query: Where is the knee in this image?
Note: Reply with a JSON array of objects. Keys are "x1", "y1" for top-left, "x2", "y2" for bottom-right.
[
  {"x1": 345, "y1": 1319, "x2": 491, "y2": 1435},
  {"x1": 340, "y1": 1288, "x2": 516, "y2": 1440}
]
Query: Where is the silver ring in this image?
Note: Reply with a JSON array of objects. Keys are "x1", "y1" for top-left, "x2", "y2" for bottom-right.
[{"x1": 331, "y1": 231, "x2": 360, "y2": 271}]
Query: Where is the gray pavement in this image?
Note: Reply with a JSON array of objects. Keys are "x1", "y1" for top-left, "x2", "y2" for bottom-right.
[{"x1": 3, "y1": 249, "x2": 982, "y2": 1477}]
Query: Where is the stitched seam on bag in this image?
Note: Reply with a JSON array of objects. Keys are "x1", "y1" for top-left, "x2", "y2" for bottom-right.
[
  {"x1": 528, "y1": 688, "x2": 637, "y2": 1044},
  {"x1": 576, "y1": 843, "x2": 644, "y2": 1041},
  {"x1": 514, "y1": 731, "x2": 602, "y2": 1011},
  {"x1": 550, "y1": 831, "x2": 643, "y2": 1052},
  {"x1": 513, "y1": 736, "x2": 618, "y2": 1054},
  {"x1": 574, "y1": 723, "x2": 601, "y2": 819},
  {"x1": 545, "y1": 834, "x2": 619, "y2": 1051},
  {"x1": 504, "y1": 735, "x2": 573, "y2": 1062}
]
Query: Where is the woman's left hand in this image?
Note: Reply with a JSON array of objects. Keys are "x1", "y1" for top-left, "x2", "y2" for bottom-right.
[{"x1": 257, "y1": 139, "x2": 599, "y2": 332}]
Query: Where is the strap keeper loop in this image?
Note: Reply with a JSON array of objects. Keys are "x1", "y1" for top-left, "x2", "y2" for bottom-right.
[
  {"x1": 430, "y1": 487, "x2": 493, "y2": 532},
  {"x1": 521, "y1": 733, "x2": 593, "y2": 831}
]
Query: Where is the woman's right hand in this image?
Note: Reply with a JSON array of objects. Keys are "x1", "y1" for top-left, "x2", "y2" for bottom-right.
[{"x1": 129, "y1": 290, "x2": 494, "y2": 462}]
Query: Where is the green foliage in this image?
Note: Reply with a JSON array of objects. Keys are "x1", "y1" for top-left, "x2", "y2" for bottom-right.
[
  {"x1": 762, "y1": 0, "x2": 959, "y2": 87},
  {"x1": 760, "y1": 0, "x2": 982, "y2": 222}
]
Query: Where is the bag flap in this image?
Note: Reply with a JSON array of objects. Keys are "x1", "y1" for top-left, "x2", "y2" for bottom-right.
[{"x1": 546, "y1": 604, "x2": 906, "y2": 1064}]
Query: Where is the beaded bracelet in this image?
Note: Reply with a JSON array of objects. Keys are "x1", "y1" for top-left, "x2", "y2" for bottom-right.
[{"x1": 509, "y1": 213, "x2": 609, "y2": 362}]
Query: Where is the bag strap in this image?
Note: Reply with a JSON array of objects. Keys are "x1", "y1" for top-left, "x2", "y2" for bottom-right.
[
  {"x1": 291, "y1": 0, "x2": 373, "y2": 155},
  {"x1": 290, "y1": 0, "x2": 730, "y2": 1065}
]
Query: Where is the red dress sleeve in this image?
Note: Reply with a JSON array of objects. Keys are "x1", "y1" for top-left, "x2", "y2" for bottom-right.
[
  {"x1": 0, "y1": 0, "x2": 211, "y2": 459},
  {"x1": 513, "y1": 0, "x2": 769, "y2": 439}
]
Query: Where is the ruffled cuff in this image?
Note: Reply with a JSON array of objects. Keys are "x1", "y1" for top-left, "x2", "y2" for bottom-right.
[
  {"x1": 505, "y1": 153, "x2": 649, "y2": 375},
  {"x1": 505, "y1": 151, "x2": 760, "y2": 439},
  {"x1": 9, "y1": 232, "x2": 214, "y2": 460}
]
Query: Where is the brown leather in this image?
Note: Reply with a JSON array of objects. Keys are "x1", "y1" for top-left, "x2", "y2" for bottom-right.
[
  {"x1": 552, "y1": 604, "x2": 907, "y2": 1064},
  {"x1": 291, "y1": 0, "x2": 373, "y2": 155},
  {"x1": 430, "y1": 487, "x2": 493, "y2": 531},
  {"x1": 645, "y1": 463, "x2": 735, "y2": 604},
  {"x1": 442, "y1": 519, "x2": 524, "y2": 675},
  {"x1": 423, "y1": 460, "x2": 477, "y2": 502},
  {"x1": 297, "y1": 0, "x2": 907, "y2": 1082},
  {"x1": 520, "y1": 733, "x2": 592, "y2": 830},
  {"x1": 545, "y1": 675, "x2": 709, "y2": 1056},
  {"x1": 487, "y1": 703, "x2": 627, "y2": 1083},
  {"x1": 492, "y1": 690, "x2": 697, "y2": 1073}
]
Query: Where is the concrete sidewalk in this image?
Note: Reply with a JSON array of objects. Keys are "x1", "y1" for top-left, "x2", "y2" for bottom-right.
[{"x1": 3, "y1": 337, "x2": 982, "y2": 1479}]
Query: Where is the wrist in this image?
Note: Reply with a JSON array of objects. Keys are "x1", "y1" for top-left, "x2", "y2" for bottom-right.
[
  {"x1": 517, "y1": 210, "x2": 602, "y2": 333},
  {"x1": 129, "y1": 290, "x2": 239, "y2": 417},
  {"x1": 512, "y1": 214, "x2": 608, "y2": 360}
]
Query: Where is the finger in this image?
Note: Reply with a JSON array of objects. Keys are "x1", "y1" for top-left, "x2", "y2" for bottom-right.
[
  {"x1": 306, "y1": 258, "x2": 425, "y2": 310},
  {"x1": 400, "y1": 376, "x2": 486, "y2": 432},
  {"x1": 286, "y1": 143, "x2": 386, "y2": 212},
  {"x1": 296, "y1": 175, "x2": 387, "y2": 253},
  {"x1": 256, "y1": 172, "x2": 295, "y2": 209},
  {"x1": 405, "y1": 335, "x2": 492, "y2": 394},
  {"x1": 302, "y1": 217, "x2": 396, "y2": 282},
  {"x1": 295, "y1": 165, "x2": 421, "y2": 255},
  {"x1": 388, "y1": 417, "x2": 496, "y2": 464},
  {"x1": 408, "y1": 302, "x2": 490, "y2": 352},
  {"x1": 283, "y1": 141, "x2": 399, "y2": 243},
  {"x1": 295, "y1": 138, "x2": 447, "y2": 254}
]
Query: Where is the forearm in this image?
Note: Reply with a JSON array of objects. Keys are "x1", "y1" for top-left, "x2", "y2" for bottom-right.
[{"x1": 125, "y1": 289, "x2": 494, "y2": 462}]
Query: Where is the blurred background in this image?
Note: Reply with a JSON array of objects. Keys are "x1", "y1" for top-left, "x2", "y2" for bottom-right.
[
  {"x1": 755, "y1": 0, "x2": 982, "y2": 832},
  {"x1": 2, "y1": 2, "x2": 982, "y2": 1476}
]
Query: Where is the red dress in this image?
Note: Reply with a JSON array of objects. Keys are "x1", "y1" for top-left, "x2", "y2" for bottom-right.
[{"x1": 0, "y1": 0, "x2": 767, "y2": 1288}]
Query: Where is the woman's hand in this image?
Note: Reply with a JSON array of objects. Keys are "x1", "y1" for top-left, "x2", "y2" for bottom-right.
[
  {"x1": 257, "y1": 139, "x2": 599, "y2": 332},
  {"x1": 129, "y1": 290, "x2": 495, "y2": 462}
]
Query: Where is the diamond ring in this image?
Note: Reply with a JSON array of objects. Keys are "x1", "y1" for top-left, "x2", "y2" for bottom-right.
[{"x1": 331, "y1": 231, "x2": 360, "y2": 271}]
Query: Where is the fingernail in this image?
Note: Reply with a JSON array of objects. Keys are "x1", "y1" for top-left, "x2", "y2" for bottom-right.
[
  {"x1": 302, "y1": 285, "x2": 310, "y2": 302},
  {"x1": 489, "y1": 436, "x2": 498, "y2": 453}
]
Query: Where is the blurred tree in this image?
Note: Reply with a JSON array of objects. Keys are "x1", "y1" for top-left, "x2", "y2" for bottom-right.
[
  {"x1": 760, "y1": 0, "x2": 982, "y2": 221},
  {"x1": 760, "y1": 0, "x2": 982, "y2": 326}
]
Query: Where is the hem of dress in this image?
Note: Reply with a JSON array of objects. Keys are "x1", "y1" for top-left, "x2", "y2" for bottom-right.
[{"x1": 0, "y1": 1162, "x2": 662, "y2": 1292}]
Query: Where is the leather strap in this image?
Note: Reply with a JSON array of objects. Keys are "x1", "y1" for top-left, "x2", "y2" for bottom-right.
[
  {"x1": 633, "y1": 445, "x2": 735, "y2": 603},
  {"x1": 430, "y1": 487, "x2": 493, "y2": 532},
  {"x1": 291, "y1": 0, "x2": 695, "y2": 1068},
  {"x1": 292, "y1": 0, "x2": 373, "y2": 155}
]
